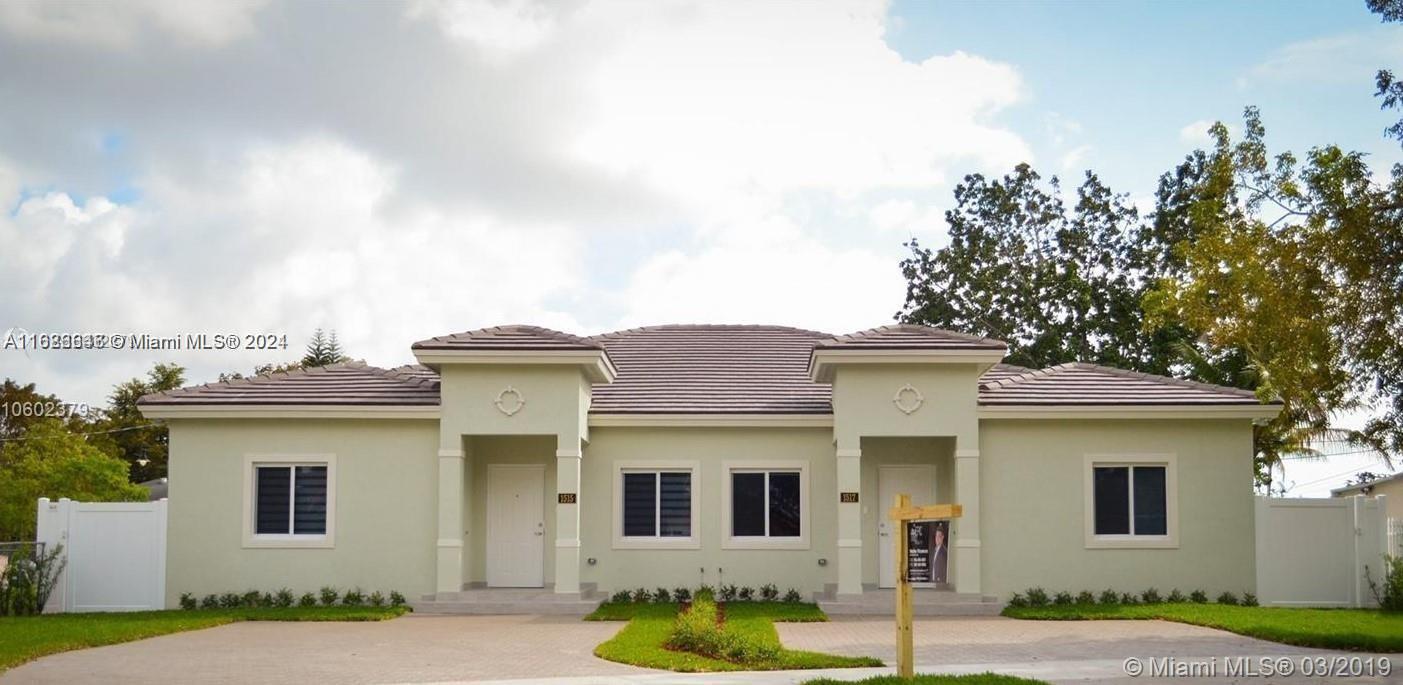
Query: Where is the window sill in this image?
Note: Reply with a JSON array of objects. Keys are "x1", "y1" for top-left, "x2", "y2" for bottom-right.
[
  {"x1": 1085, "y1": 535, "x2": 1178, "y2": 550},
  {"x1": 243, "y1": 535, "x2": 335, "y2": 549},
  {"x1": 611, "y1": 537, "x2": 701, "y2": 550},
  {"x1": 722, "y1": 536, "x2": 809, "y2": 550}
]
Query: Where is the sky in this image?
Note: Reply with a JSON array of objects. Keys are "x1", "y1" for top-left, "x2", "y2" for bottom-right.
[{"x1": 1, "y1": 0, "x2": 1400, "y2": 496}]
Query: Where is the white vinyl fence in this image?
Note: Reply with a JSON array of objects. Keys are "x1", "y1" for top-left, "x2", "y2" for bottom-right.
[
  {"x1": 1390, "y1": 517, "x2": 1403, "y2": 558},
  {"x1": 1255, "y1": 495, "x2": 1389, "y2": 607},
  {"x1": 36, "y1": 497, "x2": 168, "y2": 613}
]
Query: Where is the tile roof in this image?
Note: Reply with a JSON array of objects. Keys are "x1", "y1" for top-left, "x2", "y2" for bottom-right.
[
  {"x1": 815, "y1": 324, "x2": 1007, "y2": 351},
  {"x1": 588, "y1": 325, "x2": 832, "y2": 414},
  {"x1": 977, "y1": 362, "x2": 1267, "y2": 405},
  {"x1": 138, "y1": 361, "x2": 440, "y2": 406},
  {"x1": 412, "y1": 325, "x2": 602, "y2": 351},
  {"x1": 138, "y1": 326, "x2": 1273, "y2": 412}
]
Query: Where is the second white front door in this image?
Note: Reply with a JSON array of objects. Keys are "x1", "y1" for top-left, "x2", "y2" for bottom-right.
[
  {"x1": 486, "y1": 464, "x2": 545, "y2": 588},
  {"x1": 877, "y1": 464, "x2": 936, "y2": 589}
]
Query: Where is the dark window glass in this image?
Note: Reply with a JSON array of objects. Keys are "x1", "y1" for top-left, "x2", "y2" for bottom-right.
[
  {"x1": 293, "y1": 466, "x2": 327, "y2": 534},
  {"x1": 1133, "y1": 466, "x2": 1167, "y2": 535},
  {"x1": 768, "y1": 472, "x2": 801, "y2": 537},
  {"x1": 658, "y1": 472, "x2": 691, "y2": 537},
  {"x1": 732, "y1": 472, "x2": 766, "y2": 536},
  {"x1": 622, "y1": 472, "x2": 657, "y2": 536},
  {"x1": 255, "y1": 467, "x2": 291, "y2": 534},
  {"x1": 1093, "y1": 467, "x2": 1130, "y2": 535}
]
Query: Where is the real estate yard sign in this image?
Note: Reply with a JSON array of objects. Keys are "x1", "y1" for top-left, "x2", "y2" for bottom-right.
[{"x1": 889, "y1": 496, "x2": 962, "y2": 679}]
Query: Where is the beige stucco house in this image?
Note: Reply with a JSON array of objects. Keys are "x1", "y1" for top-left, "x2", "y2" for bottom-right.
[
  {"x1": 138, "y1": 324, "x2": 1279, "y2": 612},
  {"x1": 1333, "y1": 473, "x2": 1403, "y2": 519}
]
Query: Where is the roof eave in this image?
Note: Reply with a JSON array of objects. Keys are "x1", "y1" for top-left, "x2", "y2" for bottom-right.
[
  {"x1": 411, "y1": 348, "x2": 617, "y2": 383},
  {"x1": 808, "y1": 348, "x2": 1007, "y2": 382},
  {"x1": 138, "y1": 404, "x2": 442, "y2": 420},
  {"x1": 977, "y1": 403, "x2": 1282, "y2": 421}
]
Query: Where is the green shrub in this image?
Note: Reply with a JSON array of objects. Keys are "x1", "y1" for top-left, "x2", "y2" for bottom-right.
[
  {"x1": 1098, "y1": 589, "x2": 1119, "y2": 605},
  {"x1": 783, "y1": 588, "x2": 802, "y2": 603},
  {"x1": 240, "y1": 591, "x2": 261, "y2": 608},
  {"x1": 389, "y1": 590, "x2": 406, "y2": 607},
  {"x1": 610, "y1": 590, "x2": 631, "y2": 604},
  {"x1": 1006, "y1": 593, "x2": 1027, "y2": 608},
  {"x1": 1216, "y1": 591, "x2": 1239, "y2": 606},
  {"x1": 343, "y1": 587, "x2": 365, "y2": 606},
  {"x1": 319, "y1": 586, "x2": 340, "y2": 606},
  {"x1": 1120, "y1": 593, "x2": 1138, "y2": 605},
  {"x1": 695, "y1": 584, "x2": 715, "y2": 601},
  {"x1": 275, "y1": 588, "x2": 294, "y2": 608},
  {"x1": 760, "y1": 583, "x2": 778, "y2": 601},
  {"x1": 369, "y1": 591, "x2": 385, "y2": 607},
  {"x1": 298, "y1": 593, "x2": 317, "y2": 607},
  {"x1": 673, "y1": 587, "x2": 691, "y2": 603},
  {"x1": 219, "y1": 593, "x2": 241, "y2": 609},
  {"x1": 1167, "y1": 588, "x2": 1186, "y2": 603},
  {"x1": 719, "y1": 584, "x2": 738, "y2": 602},
  {"x1": 1052, "y1": 591, "x2": 1073, "y2": 605},
  {"x1": 259, "y1": 592, "x2": 274, "y2": 608},
  {"x1": 631, "y1": 587, "x2": 651, "y2": 604},
  {"x1": 653, "y1": 587, "x2": 671, "y2": 603},
  {"x1": 1367, "y1": 555, "x2": 1403, "y2": 612},
  {"x1": 1024, "y1": 587, "x2": 1048, "y2": 607},
  {"x1": 201, "y1": 594, "x2": 219, "y2": 609},
  {"x1": 1141, "y1": 588, "x2": 1162, "y2": 604},
  {"x1": 1190, "y1": 589, "x2": 1208, "y2": 603},
  {"x1": 665, "y1": 593, "x2": 778, "y2": 664},
  {"x1": 1242, "y1": 591, "x2": 1258, "y2": 607},
  {"x1": 1076, "y1": 590, "x2": 1095, "y2": 605},
  {"x1": 179, "y1": 593, "x2": 197, "y2": 610},
  {"x1": 738, "y1": 586, "x2": 754, "y2": 601}
]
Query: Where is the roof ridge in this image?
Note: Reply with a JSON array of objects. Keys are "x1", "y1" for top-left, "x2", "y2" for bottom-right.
[
  {"x1": 413, "y1": 324, "x2": 601, "y2": 349},
  {"x1": 821, "y1": 323, "x2": 1008, "y2": 348},
  {"x1": 1051, "y1": 361, "x2": 1262, "y2": 399},
  {"x1": 979, "y1": 365, "x2": 1057, "y2": 390},
  {"x1": 590, "y1": 324, "x2": 833, "y2": 340}
]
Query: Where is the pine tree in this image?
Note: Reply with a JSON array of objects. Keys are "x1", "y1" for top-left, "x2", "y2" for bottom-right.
[{"x1": 301, "y1": 328, "x2": 350, "y2": 368}]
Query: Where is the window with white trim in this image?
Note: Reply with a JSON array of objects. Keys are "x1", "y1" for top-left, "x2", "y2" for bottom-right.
[
  {"x1": 730, "y1": 469, "x2": 801, "y2": 538},
  {"x1": 621, "y1": 470, "x2": 692, "y2": 538},
  {"x1": 1092, "y1": 464, "x2": 1167, "y2": 536},
  {"x1": 254, "y1": 463, "x2": 328, "y2": 537}
]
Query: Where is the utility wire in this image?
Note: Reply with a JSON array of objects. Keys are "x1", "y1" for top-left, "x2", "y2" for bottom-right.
[{"x1": 0, "y1": 423, "x2": 163, "y2": 443}]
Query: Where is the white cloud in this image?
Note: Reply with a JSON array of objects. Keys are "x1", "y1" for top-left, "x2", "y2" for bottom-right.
[
  {"x1": 0, "y1": 0, "x2": 267, "y2": 48},
  {"x1": 868, "y1": 199, "x2": 944, "y2": 236},
  {"x1": 408, "y1": 0, "x2": 567, "y2": 62},
  {"x1": 1178, "y1": 119, "x2": 1216, "y2": 145},
  {"x1": 1059, "y1": 145, "x2": 1091, "y2": 174},
  {"x1": 1245, "y1": 26, "x2": 1403, "y2": 86}
]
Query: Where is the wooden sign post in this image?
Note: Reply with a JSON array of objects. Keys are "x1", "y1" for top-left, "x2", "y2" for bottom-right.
[{"x1": 888, "y1": 494, "x2": 962, "y2": 679}]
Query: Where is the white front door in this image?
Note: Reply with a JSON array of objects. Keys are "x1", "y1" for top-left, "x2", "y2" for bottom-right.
[
  {"x1": 878, "y1": 465, "x2": 936, "y2": 589},
  {"x1": 486, "y1": 464, "x2": 545, "y2": 588}
]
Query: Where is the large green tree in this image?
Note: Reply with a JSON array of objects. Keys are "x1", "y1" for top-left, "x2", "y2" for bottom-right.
[
  {"x1": 91, "y1": 363, "x2": 186, "y2": 483},
  {"x1": 0, "y1": 420, "x2": 147, "y2": 540},
  {"x1": 899, "y1": 164, "x2": 1187, "y2": 373},
  {"x1": 1369, "y1": 0, "x2": 1403, "y2": 146},
  {"x1": 1145, "y1": 108, "x2": 1403, "y2": 469}
]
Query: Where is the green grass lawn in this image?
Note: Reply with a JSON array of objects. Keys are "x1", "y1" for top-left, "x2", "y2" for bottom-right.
[
  {"x1": 0, "y1": 605, "x2": 407, "y2": 673},
  {"x1": 587, "y1": 601, "x2": 883, "y2": 672},
  {"x1": 805, "y1": 675, "x2": 1049, "y2": 685},
  {"x1": 1004, "y1": 603, "x2": 1403, "y2": 652}
]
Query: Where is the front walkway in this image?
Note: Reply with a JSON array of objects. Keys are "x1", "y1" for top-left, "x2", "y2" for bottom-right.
[{"x1": 4, "y1": 614, "x2": 1399, "y2": 684}]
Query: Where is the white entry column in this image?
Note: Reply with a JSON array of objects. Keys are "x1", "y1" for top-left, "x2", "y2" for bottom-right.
[
  {"x1": 436, "y1": 446, "x2": 465, "y2": 593},
  {"x1": 554, "y1": 439, "x2": 582, "y2": 593},
  {"x1": 836, "y1": 445, "x2": 863, "y2": 595},
  {"x1": 954, "y1": 444, "x2": 981, "y2": 594}
]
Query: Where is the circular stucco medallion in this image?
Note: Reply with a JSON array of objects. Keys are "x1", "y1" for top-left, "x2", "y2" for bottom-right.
[
  {"x1": 494, "y1": 386, "x2": 526, "y2": 416},
  {"x1": 892, "y1": 383, "x2": 924, "y2": 415}
]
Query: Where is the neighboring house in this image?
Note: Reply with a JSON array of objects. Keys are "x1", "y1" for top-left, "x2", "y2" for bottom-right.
[
  {"x1": 138, "y1": 324, "x2": 1279, "y2": 608},
  {"x1": 1332, "y1": 472, "x2": 1403, "y2": 519},
  {"x1": 139, "y1": 477, "x2": 169, "y2": 501}
]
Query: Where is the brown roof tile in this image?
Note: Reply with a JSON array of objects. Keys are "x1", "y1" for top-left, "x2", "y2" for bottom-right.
[
  {"x1": 816, "y1": 324, "x2": 1007, "y2": 351},
  {"x1": 138, "y1": 361, "x2": 440, "y2": 406},
  {"x1": 412, "y1": 324, "x2": 602, "y2": 351},
  {"x1": 589, "y1": 325, "x2": 832, "y2": 414},
  {"x1": 978, "y1": 362, "x2": 1267, "y2": 405}
]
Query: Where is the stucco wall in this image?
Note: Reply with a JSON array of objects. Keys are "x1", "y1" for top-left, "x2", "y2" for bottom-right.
[
  {"x1": 164, "y1": 418, "x2": 438, "y2": 606},
  {"x1": 579, "y1": 427, "x2": 837, "y2": 594},
  {"x1": 978, "y1": 418, "x2": 1256, "y2": 599}
]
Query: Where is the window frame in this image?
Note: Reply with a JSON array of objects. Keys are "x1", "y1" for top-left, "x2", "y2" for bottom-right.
[
  {"x1": 243, "y1": 454, "x2": 337, "y2": 549},
  {"x1": 1083, "y1": 453, "x2": 1178, "y2": 549},
  {"x1": 612, "y1": 460, "x2": 701, "y2": 550},
  {"x1": 722, "y1": 460, "x2": 810, "y2": 550}
]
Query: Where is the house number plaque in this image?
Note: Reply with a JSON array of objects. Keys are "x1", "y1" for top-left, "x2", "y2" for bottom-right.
[
  {"x1": 558, "y1": 493, "x2": 577, "y2": 504},
  {"x1": 839, "y1": 492, "x2": 860, "y2": 503}
]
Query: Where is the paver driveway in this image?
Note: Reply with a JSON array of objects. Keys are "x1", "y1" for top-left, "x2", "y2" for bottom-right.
[{"x1": 0, "y1": 614, "x2": 648, "y2": 685}]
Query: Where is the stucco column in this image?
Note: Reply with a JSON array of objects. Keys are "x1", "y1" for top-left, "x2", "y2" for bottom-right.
[
  {"x1": 954, "y1": 445, "x2": 981, "y2": 594},
  {"x1": 836, "y1": 446, "x2": 863, "y2": 595},
  {"x1": 554, "y1": 439, "x2": 582, "y2": 594},
  {"x1": 435, "y1": 447, "x2": 465, "y2": 593}
]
